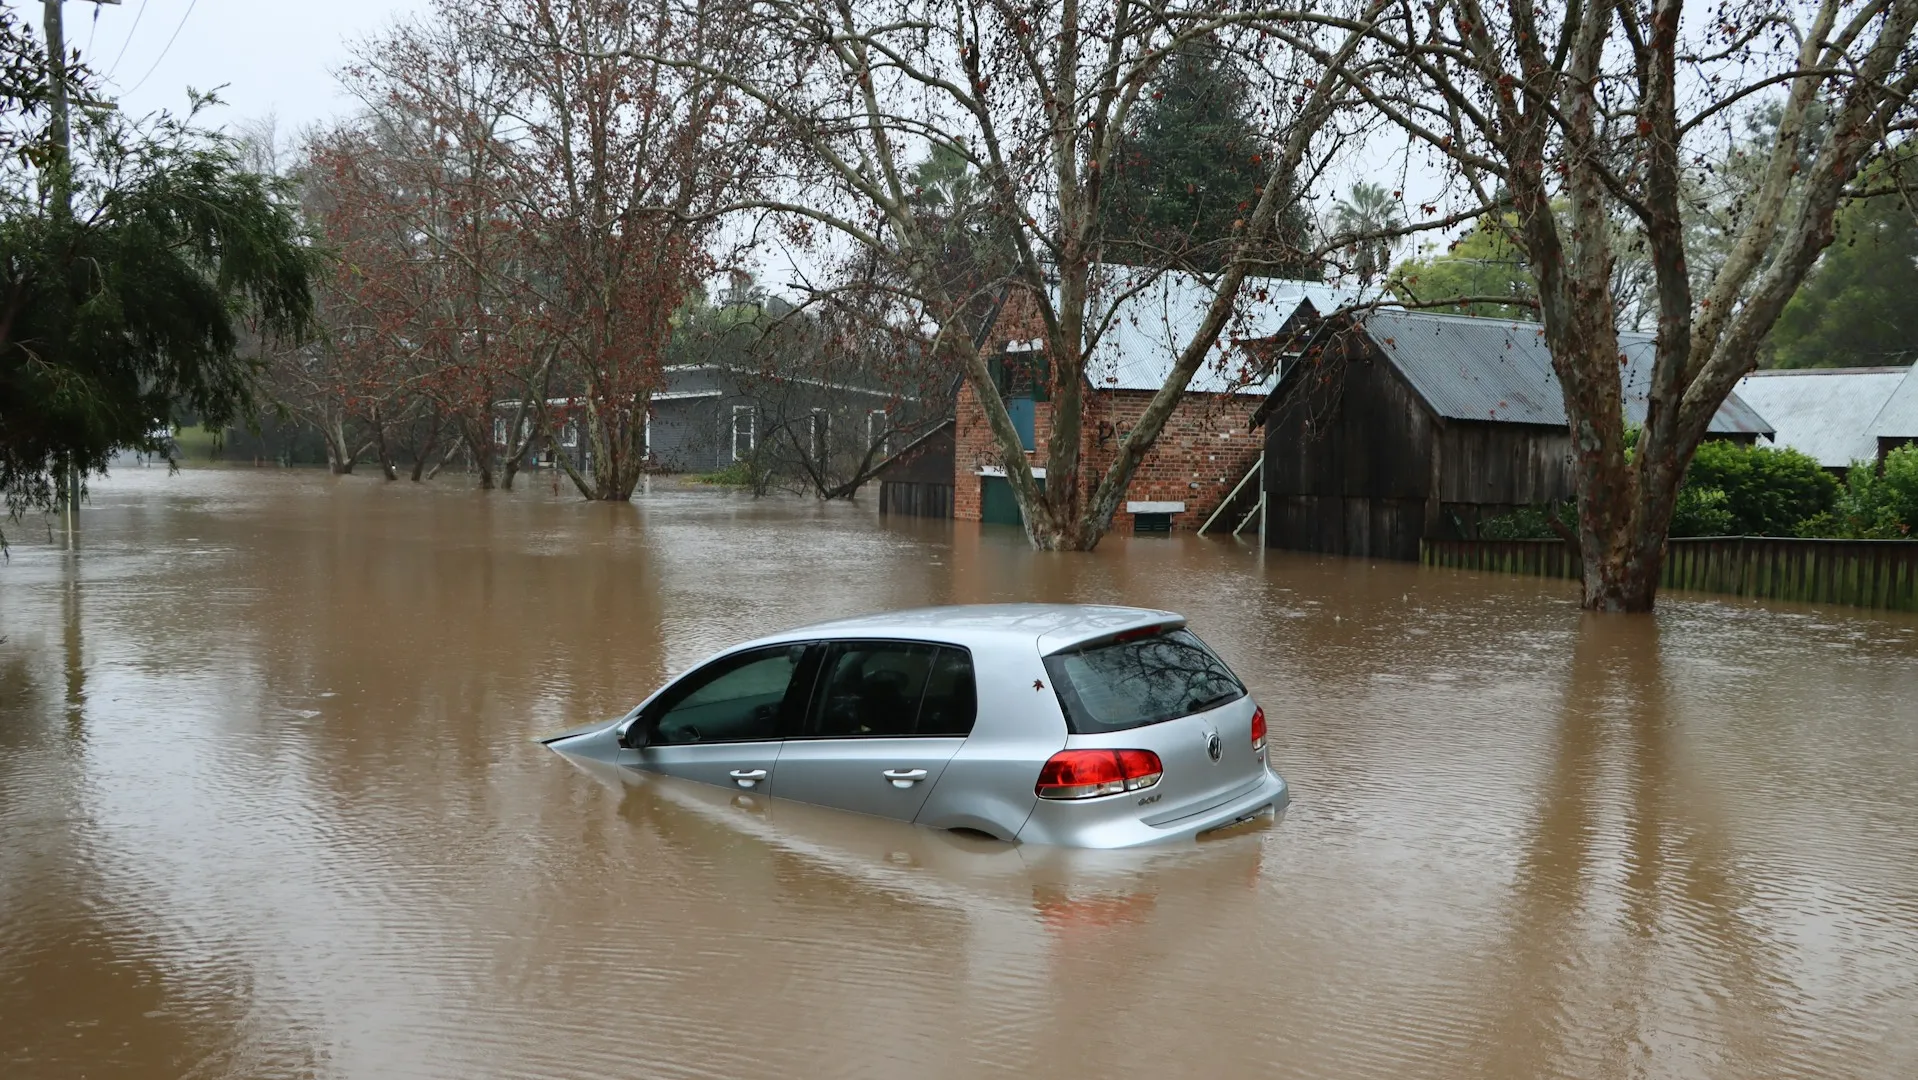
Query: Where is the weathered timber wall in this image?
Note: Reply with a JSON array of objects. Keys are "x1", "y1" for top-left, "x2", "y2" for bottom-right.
[
  {"x1": 1420, "y1": 537, "x2": 1918, "y2": 611},
  {"x1": 879, "y1": 481, "x2": 953, "y2": 519},
  {"x1": 1262, "y1": 336, "x2": 1582, "y2": 561}
]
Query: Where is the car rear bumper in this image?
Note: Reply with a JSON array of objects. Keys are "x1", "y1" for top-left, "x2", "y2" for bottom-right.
[{"x1": 1015, "y1": 769, "x2": 1290, "y2": 849}]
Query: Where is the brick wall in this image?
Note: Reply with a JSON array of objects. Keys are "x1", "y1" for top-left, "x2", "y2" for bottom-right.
[
  {"x1": 954, "y1": 289, "x2": 1265, "y2": 531},
  {"x1": 1086, "y1": 390, "x2": 1264, "y2": 531},
  {"x1": 954, "y1": 379, "x2": 1264, "y2": 532}
]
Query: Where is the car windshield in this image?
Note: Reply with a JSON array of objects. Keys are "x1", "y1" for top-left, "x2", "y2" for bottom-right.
[{"x1": 1043, "y1": 627, "x2": 1246, "y2": 734}]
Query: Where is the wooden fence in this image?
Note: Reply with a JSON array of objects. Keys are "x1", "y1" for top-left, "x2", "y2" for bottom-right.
[{"x1": 1421, "y1": 536, "x2": 1918, "y2": 612}]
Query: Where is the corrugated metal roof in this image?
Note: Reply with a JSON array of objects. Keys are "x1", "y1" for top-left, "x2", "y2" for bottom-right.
[
  {"x1": 1732, "y1": 368, "x2": 1909, "y2": 466},
  {"x1": 1076, "y1": 268, "x2": 1364, "y2": 395},
  {"x1": 1358, "y1": 310, "x2": 1772, "y2": 434},
  {"x1": 1870, "y1": 365, "x2": 1918, "y2": 439}
]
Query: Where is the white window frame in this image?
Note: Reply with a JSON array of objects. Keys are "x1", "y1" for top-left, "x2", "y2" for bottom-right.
[
  {"x1": 731, "y1": 405, "x2": 757, "y2": 462},
  {"x1": 492, "y1": 417, "x2": 507, "y2": 446},
  {"x1": 867, "y1": 409, "x2": 889, "y2": 456},
  {"x1": 560, "y1": 420, "x2": 579, "y2": 449}
]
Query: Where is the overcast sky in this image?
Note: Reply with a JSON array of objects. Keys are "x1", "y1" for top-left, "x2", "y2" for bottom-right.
[
  {"x1": 10, "y1": 0, "x2": 430, "y2": 133},
  {"x1": 11, "y1": 0, "x2": 1457, "y2": 288}
]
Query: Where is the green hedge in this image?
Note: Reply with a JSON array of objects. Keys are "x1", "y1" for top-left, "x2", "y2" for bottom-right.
[{"x1": 1477, "y1": 442, "x2": 1918, "y2": 541}]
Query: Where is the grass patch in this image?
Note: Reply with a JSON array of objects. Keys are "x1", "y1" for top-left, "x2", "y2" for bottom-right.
[
  {"x1": 169, "y1": 424, "x2": 223, "y2": 463},
  {"x1": 692, "y1": 461, "x2": 753, "y2": 486}
]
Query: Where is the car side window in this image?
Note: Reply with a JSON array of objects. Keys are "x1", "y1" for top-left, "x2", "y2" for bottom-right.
[
  {"x1": 650, "y1": 644, "x2": 806, "y2": 745},
  {"x1": 916, "y1": 648, "x2": 977, "y2": 736},
  {"x1": 805, "y1": 641, "x2": 976, "y2": 738}
]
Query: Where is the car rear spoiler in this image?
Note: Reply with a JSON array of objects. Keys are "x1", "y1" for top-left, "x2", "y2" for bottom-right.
[{"x1": 1042, "y1": 618, "x2": 1186, "y2": 657}]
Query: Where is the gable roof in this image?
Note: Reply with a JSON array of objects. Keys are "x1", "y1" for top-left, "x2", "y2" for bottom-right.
[
  {"x1": 871, "y1": 418, "x2": 954, "y2": 476},
  {"x1": 1069, "y1": 268, "x2": 1364, "y2": 396},
  {"x1": 1257, "y1": 309, "x2": 1773, "y2": 435},
  {"x1": 1732, "y1": 367, "x2": 1911, "y2": 467},
  {"x1": 1365, "y1": 310, "x2": 1565, "y2": 424},
  {"x1": 1869, "y1": 364, "x2": 1918, "y2": 441}
]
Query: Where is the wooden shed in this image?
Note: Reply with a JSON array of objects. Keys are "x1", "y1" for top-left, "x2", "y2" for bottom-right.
[
  {"x1": 1251, "y1": 310, "x2": 1775, "y2": 561},
  {"x1": 875, "y1": 420, "x2": 957, "y2": 518}
]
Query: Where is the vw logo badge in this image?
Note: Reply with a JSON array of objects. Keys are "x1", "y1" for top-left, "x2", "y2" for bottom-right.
[{"x1": 1206, "y1": 732, "x2": 1223, "y2": 763}]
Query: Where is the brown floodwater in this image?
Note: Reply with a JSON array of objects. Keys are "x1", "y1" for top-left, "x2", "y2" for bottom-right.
[{"x1": 3, "y1": 468, "x2": 1918, "y2": 1080}]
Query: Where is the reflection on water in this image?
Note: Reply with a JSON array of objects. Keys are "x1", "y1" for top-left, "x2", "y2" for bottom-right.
[{"x1": 3, "y1": 468, "x2": 1917, "y2": 1079}]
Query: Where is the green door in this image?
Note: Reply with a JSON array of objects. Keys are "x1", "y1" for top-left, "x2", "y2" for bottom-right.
[{"x1": 980, "y1": 475, "x2": 1043, "y2": 526}]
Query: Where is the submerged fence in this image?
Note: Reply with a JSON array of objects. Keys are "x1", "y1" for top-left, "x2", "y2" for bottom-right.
[{"x1": 1421, "y1": 536, "x2": 1918, "y2": 612}]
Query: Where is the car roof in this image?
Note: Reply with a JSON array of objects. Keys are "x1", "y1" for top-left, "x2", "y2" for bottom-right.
[{"x1": 753, "y1": 603, "x2": 1186, "y2": 655}]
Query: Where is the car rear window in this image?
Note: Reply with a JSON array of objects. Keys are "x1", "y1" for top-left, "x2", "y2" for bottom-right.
[
  {"x1": 1043, "y1": 625, "x2": 1250, "y2": 736},
  {"x1": 1043, "y1": 627, "x2": 1246, "y2": 734}
]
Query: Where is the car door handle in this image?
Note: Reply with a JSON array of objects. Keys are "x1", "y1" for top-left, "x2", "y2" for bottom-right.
[
  {"x1": 728, "y1": 769, "x2": 768, "y2": 788},
  {"x1": 882, "y1": 768, "x2": 929, "y2": 788}
]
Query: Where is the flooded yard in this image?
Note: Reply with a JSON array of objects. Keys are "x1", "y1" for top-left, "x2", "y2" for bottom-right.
[{"x1": 3, "y1": 468, "x2": 1917, "y2": 1080}]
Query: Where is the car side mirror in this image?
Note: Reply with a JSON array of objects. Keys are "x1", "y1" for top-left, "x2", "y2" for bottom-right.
[{"x1": 618, "y1": 716, "x2": 651, "y2": 750}]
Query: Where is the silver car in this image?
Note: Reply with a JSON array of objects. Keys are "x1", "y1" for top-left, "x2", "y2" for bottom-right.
[{"x1": 541, "y1": 604, "x2": 1289, "y2": 848}]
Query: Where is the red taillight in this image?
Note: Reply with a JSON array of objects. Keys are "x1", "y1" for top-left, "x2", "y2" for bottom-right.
[
  {"x1": 1250, "y1": 707, "x2": 1267, "y2": 752},
  {"x1": 1035, "y1": 749, "x2": 1163, "y2": 800}
]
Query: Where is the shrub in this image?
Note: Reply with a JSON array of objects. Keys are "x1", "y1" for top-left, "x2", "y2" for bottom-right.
[
  {"x1": 1470, "y1": 441, "x2": 1874, "y2": 542},
  {"x1": 1815, "y1": 446, "x2": 1918, "y2": 538},
  {"x1": 1477, "y1": 503, "x2": 1567, "y2": 540},
  {"x1": 1668, "y1": 485, "x2": 1736, "y2": 537},
  {"x1": 1683, "y1": 440, "x2": 1838, "y2": 536},
  {"x1": 1877, "y1": 444, "x2": 1918, "y2": 533}
]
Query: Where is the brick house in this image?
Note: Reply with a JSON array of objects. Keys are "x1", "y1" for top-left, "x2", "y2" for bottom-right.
[{"x1": 953, "y1": 271, "x2": 1352, "y2": 533}]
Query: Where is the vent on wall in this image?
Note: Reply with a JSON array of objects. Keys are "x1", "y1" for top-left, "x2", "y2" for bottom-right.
[{"x1": 1132, "y1": 512, "x2": 1173, "y2": 534}]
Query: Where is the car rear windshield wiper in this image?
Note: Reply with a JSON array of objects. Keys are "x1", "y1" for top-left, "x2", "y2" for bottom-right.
[{"x1": 1184, "y1": 690, "x2": 1241, "y2": 715}]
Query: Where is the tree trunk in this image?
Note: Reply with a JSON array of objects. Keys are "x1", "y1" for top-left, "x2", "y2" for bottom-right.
[
  {"x1": 555, "y1": 399, "x2": 648, "y2": 502},
  {"x1": 599, "y1": 415, "x2": 646, "y2": 501},
  {"x1": 409, "y1": 418, "x2": 439, "y2": 482},
  {"x1": 1564, "y1": 388, "x2": 1695, "y2": 613},
  {"x1": 472, "y1": 430, "x2": 495, "y2": 490},
  {"x1": 425, "y1": 441, "x2": 455, "y2": 481},
  {"x1": 372, "y1": 409, "x2": 399, "y2": 482},
  {"x1": 453, "y1": 416, "x2": 497, "y2": 490},
  {"x1": 323, "y1": 417, "x2": 354, "y2": 475},
  {"x1": 1580, "y1": 533, "x2": 1663, "y2": 613}
]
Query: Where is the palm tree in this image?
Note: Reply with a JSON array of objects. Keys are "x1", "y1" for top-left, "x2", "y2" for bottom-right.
[
  {"x1": 1333, "y1": 182, "x2": 1405, "y2": 282},
  {"x1": 900, "y1": 146, "x2": 1014, "y2": 320}
]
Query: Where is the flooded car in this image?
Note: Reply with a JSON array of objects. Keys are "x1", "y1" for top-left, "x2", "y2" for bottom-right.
[{"x1": 542, "y1": 604, "x2": 1290, "y2": 847}]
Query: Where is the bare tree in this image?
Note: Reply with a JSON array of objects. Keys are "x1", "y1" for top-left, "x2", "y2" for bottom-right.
[
  {"x1": 472, "y1": 0, "x2": 761, "y2": 502},
  {"x1": 344, "y1": 5, "x2": 558, "y2": 491},
  {"x1": 1303, "y1": 0, "x2": 1918, "y2": 609},
  {"x1": 254, "y1": 123, "x2": 405, "y2": 476},
  {"x1": 649, "y1": 0, "x2": 1446, "y2": 549}
]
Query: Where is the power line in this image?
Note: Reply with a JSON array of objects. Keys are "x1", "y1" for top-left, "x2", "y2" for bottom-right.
[
  {"x1": 124, "y1": 0, "x2": 196, "y2": 96},
  {"x1": 106, "y1": 0, "x2": 148, "y2": 79}
]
